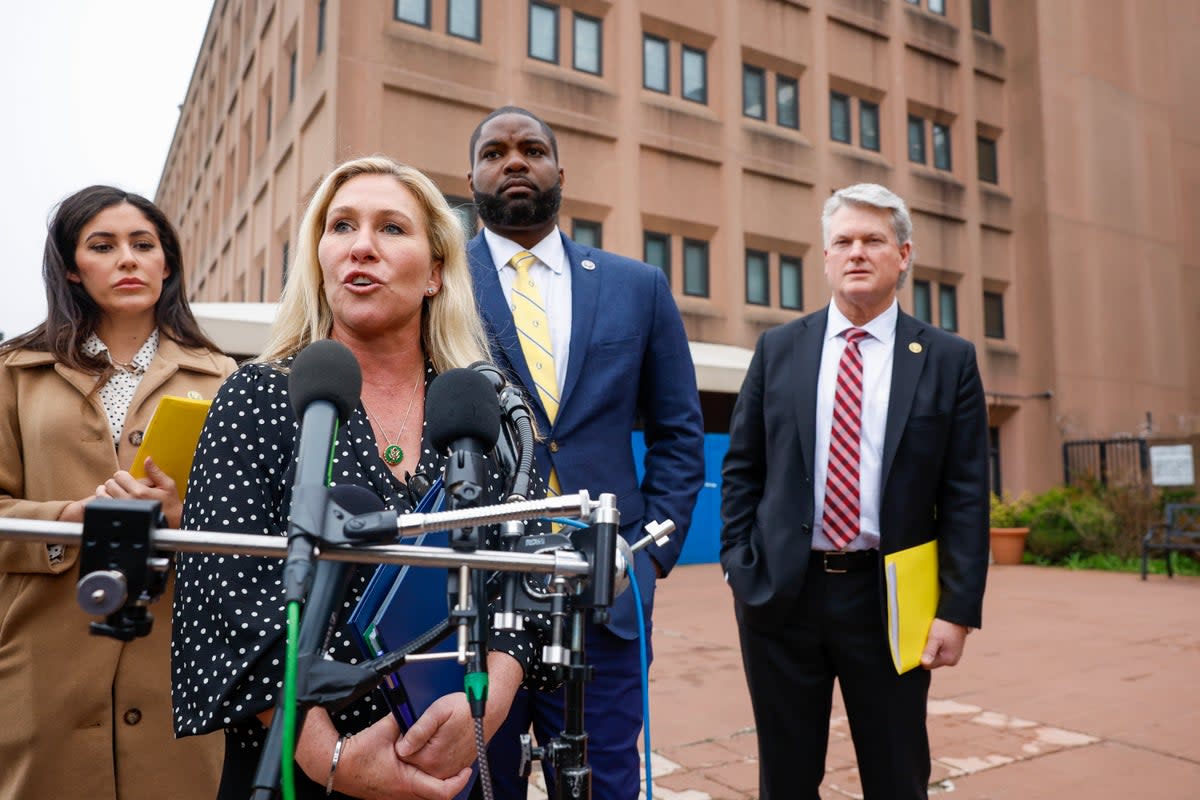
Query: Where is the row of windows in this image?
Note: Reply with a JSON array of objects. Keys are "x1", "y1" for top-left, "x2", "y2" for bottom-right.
[
  {"x1": 912, "y1": 279, "x2": 1007, "y2": 339},
  {"x1": 643, "y1": 35, "x2": 708, "y2": 104},
  {"x1": 742, "y1": 66, "x2": 799, "y2": 129},
  {"x1": 447, "y1": 194, "x2": 1004, "y2": 329},
  {"x1": 395, "y1": 0, "x2": 481, "y2": 40},
  {"x1": 904, "y1": 0, "x2": 946, "y2": 15},
  {"x1": 396, "y1": 1, "x2": 601, "y2": 74},
  {"x1": 643, "y1": 233, "x2": 710, "y2": 297},
  {"x1": 908, "y1": 115, "x2": 952, "y2": 170},
  {"x1": 832, "y1": 92, "x2": 1000, "y2": 183},
  {"x1": 908, "y1": 0, "x2": 995, "y2": 35},
  {"x1": 745, "y1": 251, "x2": 804, "y2": 310}
]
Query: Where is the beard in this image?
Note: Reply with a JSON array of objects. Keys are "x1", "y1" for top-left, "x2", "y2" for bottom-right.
[{"x1": 474, "y1": 182, "x2": 562, "y2": 231}]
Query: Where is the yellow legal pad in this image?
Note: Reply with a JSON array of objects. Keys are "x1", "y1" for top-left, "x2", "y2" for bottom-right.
[
  {"x1": 129, "y1": 395, "x2": 213, "y2": 501},
  {"x1": 884, "y1": 539, "x2": 939, "y2": 674}
]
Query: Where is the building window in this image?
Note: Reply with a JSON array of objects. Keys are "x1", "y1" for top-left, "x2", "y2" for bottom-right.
[
  {"x1": 983, "y1": 290, "x2": 1005, "y2": 338},
  {"x1": 932, "y1": 122, "x2": 951, "y2": 170},
  {"x1": 938, "y1": 284, "x2": 958, "y2": 332},
  {"x1": 686, "y1": 241, "x2": 700, "y2": 297},
  {"x1": 830, "y1": 91, "x2": 851, "y2": 143},
  {"x1": 929, "y1": 0, "x2": 946, "y2": 14},
  {"x1": 448, "y1": 0, "x2": 480, "y2": 41},
  {"x1": 908, "y1": 115, "x2": 926, "y2": 163},
  {"x1": 643, "y1": 34, "x2": 669, "y2": 93},
  {"x1": 780, "y1": 256, "x2": 803, "y2": 310},
  {"x1": 777, "y1": 75, "x2": 799, "y2": 129},
  {"x1": 572, "y1": 219, "x2": 602, "y2": 249},
  {"x1": 573, "y1": 13, "x2": 601, "y2": 74},
  {"x1": 529, "y1": 2, "x2": 559, "y2": 63},
  {"x1": 859, "y1": 100, "x2": 880, "y2": 151},
  {"x1": 265, "y1": 95, "x2": 273, "y2": 141},
  {"x1": 681, "y1": 46, "x2": 707, "y2": 104},
  {"x1": 978, "y1": 136, "x2": 999, "y2": 184},
  {"x1": 446, "y1": 196, "x2": 476, "y2": 241},
  {"x1": 317, "y1": 0, "x2": 327, "y2": 53},
  {"x1": 644, "y1": 231, "x2": 670, "y2": 286},
  {"x1": 972, "y1": 0, "x2": 992, "y2": 33},
  {"x1": 683, "y1": 239, "x2": 709, "y2": 297},
  {"x1": 396, "y1": 0, "x2": 430, "y2": 26},
  {"x1": 745, "y1": 250, "x2": 769, "y2": 305},
  {"x1": 288, "y1": 50, "x2": 297, "y2": 103},
  {"x1": 743, "y1": 65, "x2": 766, "y2": 120},
  {"x1": 912, "y1": 279, "x2": 932, "y2": 323}
]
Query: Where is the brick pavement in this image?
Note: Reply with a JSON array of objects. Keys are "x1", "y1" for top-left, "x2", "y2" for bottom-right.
[{"x1": 512, "y1": 562, "x2": 1200, "y2": 799}]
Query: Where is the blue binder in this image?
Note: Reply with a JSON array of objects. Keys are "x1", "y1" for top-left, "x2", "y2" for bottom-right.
[
  {"x1": 348, "y1": 479, "x2": 465, "y2": 729},
  {"x1": 347, "y1": 480, "x2": 478, "y2": 798}
]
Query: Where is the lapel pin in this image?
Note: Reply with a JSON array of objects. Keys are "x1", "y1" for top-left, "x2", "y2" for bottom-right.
[
  {"x1": 187, "y1": 390, "x2": 203, "y2": 399},
  {"x1": 908, "y1": 342, "x2": 923, "y2": 354},
  {"x1": 581, "y1": 259, "x2": 596, "y2": 271}
]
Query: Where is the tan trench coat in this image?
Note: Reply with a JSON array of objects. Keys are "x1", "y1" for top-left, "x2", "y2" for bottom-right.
[{"x1": 0, "y1": 337, "x2": 236, "y2": 800}]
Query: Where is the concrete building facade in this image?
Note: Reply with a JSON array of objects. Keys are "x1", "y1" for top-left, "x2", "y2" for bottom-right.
[{"x1": 156, "y1": 0, "x2": 1200, "y2": 496}]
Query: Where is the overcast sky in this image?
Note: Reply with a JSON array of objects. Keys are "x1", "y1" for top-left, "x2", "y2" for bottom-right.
[{"x1": 0, "y1": 0, "x2": 213, "y2": 339}]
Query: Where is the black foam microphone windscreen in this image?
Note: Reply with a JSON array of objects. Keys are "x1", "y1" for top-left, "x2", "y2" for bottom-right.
[
  {"x1": 288, "y1": 339, "x2": 363, "y2": 423},
  {"x1": 426, "y1": 368, "x2": 502, "y2": 452}
]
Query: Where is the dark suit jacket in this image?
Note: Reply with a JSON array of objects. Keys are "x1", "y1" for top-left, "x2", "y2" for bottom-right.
[
  {"x1": 468, "y1": 231, "x2": 705, "y2": 638},
  {"x1": 720, "y1": 305, "x2": 989, "y2": 629}
]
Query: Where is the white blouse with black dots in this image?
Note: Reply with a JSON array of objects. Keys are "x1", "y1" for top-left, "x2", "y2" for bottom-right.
[
  {"x1": 171, "y1": 357, "x2": 558, "y2": 763},
  {"x1": 81, "y1": 329, "x2": 159, "y2": 443}
]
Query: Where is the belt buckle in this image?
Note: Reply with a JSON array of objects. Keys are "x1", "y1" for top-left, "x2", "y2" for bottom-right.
[{"x1": 823, "y1": 551, "x2": 848, "y2": 574}]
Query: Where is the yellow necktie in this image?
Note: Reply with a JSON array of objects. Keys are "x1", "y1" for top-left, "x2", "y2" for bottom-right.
[
  {"x1": 510, "y1": 251, "x2": 559, "y2": 422},
  {"x1": 510, "y1": 250, "x2": 561, "y2": 496}
]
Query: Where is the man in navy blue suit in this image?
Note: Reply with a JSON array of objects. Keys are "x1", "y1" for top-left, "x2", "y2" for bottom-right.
[
  {"x1": 466, "y1": 106, "x2": 705, "y2": 799},
  {"x1": 721, "y1": 184, "x2": 989, "y2": 799}
]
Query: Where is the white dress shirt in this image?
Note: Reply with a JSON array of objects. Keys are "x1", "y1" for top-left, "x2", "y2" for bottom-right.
[
  {"x1": 484, "y1": 226, "x2": 573, "y2": 392},
  {"x1": 811, "y1": 300, "x2": 898, "y2": 551}
]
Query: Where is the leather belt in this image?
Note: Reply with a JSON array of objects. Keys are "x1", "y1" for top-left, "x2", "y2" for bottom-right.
[{"x1": 811, "y1": 549, "x2": 879, "y2": 574}]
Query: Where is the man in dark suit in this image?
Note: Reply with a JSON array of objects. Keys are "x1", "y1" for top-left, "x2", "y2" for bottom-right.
[
  {"x1": 466, "y1": 106, "x2": 705, "y2": 799},
  {"x1": 720, "y1": 183, "x2": 989, "y2": 799}
]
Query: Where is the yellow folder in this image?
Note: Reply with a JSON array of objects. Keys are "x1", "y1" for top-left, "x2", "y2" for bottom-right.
[
  {"x1": 884, "y1": 539, "x2": 939, "y2": 674},
  {"x1": 129, "y1": 395, "x2": 213, "y2": 501}
]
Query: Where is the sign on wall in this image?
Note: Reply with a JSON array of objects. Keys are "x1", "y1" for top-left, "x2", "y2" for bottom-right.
[{"x1": 1149, "y1": 444, "x2": 1196, "y2": 487}]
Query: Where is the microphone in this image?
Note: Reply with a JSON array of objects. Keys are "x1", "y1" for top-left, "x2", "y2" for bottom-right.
[
  {"x1": 283, "y1": 340, "x2": 362, "y2": 604},
  {"x1": 251, "y1": 482, "x2": 383, "y2": 799},
  {"x1": 468, "y1": 361, "x2": 536, "y2": 501},
  {"x1": 426, "y1": 368, "x2": 502, "y2": 720},
  {"x1": 427, "y1": 368, "x2": 501, "y2": 532}
]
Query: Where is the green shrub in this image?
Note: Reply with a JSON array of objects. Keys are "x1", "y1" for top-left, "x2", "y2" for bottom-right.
[
  {"x1": 989, "y1": 492, "x2": 1030, "y2": 528},
  {"x1": 1024, "y1": 488, "x2": 1117, "y2": 561}
]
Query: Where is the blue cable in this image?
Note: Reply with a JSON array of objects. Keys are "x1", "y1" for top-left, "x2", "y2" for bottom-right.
[
  {"x1": 546, "y1": 516, "x2": 588, "y2": 529},
  {"x1": 626, "y1": 559, "x2": 653, "y2": 800},
  {"x1": 543, "y1": 515, "x2": 653, "y2": 798}
]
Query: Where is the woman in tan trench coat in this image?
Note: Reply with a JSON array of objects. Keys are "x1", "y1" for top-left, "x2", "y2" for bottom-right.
[{"x1": 0, "y1": 185, "x2": 235, "y2": 800}]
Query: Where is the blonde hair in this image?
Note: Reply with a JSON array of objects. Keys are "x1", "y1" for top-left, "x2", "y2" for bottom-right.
[{"x1": 258, "y1": 156, "x2": 490, "y2": 373}]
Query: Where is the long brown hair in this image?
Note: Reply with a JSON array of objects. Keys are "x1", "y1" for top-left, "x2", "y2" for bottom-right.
[{"x1": 1, "y1": 185, "x2": 221, "y2": 372}]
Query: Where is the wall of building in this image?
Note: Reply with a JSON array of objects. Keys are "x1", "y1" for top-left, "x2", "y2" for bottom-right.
[{"x1": 157, "y1": 0, "x2": 1200, "y2": 496}]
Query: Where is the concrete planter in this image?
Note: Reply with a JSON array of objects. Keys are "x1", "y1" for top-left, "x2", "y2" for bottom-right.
[{"x1": 990, "y1": 527, "x2": 1029, "y2": 565}]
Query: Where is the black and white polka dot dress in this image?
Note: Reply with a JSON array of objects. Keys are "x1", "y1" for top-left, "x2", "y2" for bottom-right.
[{"x1": 171, "y1": 357, "x2": 555, "y2": 794}]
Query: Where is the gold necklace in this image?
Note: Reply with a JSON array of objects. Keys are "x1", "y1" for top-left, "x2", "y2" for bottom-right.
[
  {"x1": 363, "y1": 377, "x2": 421, "y2": 466},
  {"x1": 106, "y1": 352, "x2": 143, "y2": 375}
]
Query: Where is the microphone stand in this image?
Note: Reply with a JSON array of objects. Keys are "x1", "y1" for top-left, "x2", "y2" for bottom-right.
[{"x1": 0, "y1": 491, "x2": 674, "y2": 800}]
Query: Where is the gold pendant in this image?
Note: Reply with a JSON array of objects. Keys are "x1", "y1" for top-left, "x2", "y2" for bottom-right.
[{"x1": 383, "y1": 444, "x2": 404, "y2": 466}]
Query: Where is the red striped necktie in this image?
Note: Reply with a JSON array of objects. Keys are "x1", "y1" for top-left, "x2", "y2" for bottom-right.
[{"x1": 823, "y1": 327, "x2": 870, "y2": 550}]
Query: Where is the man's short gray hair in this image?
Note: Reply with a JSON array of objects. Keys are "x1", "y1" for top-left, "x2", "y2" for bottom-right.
[{"x1": 821, "y1": 183, "x2": 914, "y2": 287}]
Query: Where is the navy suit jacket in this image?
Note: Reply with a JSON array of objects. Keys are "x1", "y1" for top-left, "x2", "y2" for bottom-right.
[
  {"x1": 468, "y1": 231, "x2": 705, "y2": 638},
  {"x1": 720, "y1": 305, "x2": 990, "y2": 629}
]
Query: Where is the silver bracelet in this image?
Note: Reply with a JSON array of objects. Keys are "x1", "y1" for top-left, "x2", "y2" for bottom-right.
[{"x1": 325, "y1": 733, "x2": 351, "y2": 796}]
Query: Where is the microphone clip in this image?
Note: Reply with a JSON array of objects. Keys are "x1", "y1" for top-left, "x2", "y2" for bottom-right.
[{"x1": 75, "y1": 498, "x2": 171, "y2": 641}]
